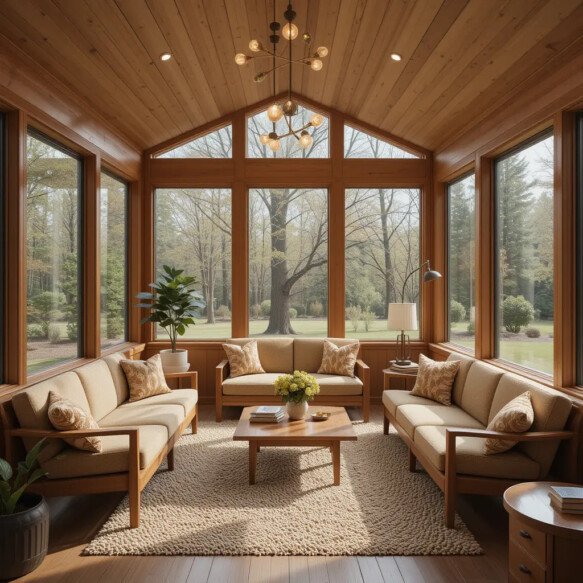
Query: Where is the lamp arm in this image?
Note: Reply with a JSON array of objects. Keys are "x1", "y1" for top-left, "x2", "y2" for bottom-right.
[{"x1": 401, "y1": 260, "x2": 430, "y2": 303}]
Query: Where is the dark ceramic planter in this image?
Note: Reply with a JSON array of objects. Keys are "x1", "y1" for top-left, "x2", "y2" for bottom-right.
[{"x1": 0, "y1": 493, "x2": 49, "y2": 581}]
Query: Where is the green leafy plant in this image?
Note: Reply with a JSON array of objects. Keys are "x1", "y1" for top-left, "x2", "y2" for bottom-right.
[
  {"x1": 0, "y1": 439, "x2": 47, "y2": 515},
  {"x1": 502, "y1": 295, "x2": 534, "y2": 333},
  {"x1": 274, "y1": 371, "x2": 320, "y2": 403},
  {"x1": 137, "y1": 265, "x2": 205, "y2": 352},
  {"x1": 449, "y1": 300, "x2": 466, "y2": 323}
]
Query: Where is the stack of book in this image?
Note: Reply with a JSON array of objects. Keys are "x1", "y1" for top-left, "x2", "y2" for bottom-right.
[
  {"x1": 250, "y1": 406, "x2": 285, "y2": 423},
  {"x1": 389, "y1": 360, "x2": 419, "y2": 374},
  {"x1": 548, "y1": 486, "x2": 583, "y2": 514}
]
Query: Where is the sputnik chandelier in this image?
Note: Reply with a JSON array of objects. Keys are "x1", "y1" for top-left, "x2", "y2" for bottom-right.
[{"x1": 234, "y1": 1, "x2": 328, "y2": 152}]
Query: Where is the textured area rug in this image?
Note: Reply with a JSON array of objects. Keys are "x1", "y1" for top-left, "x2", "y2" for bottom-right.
[{"x1": 84, "y1": 419, "x2": 482, "y2": 556}]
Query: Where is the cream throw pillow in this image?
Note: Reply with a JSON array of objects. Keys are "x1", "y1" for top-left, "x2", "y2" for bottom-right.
[
  {"x1": 317, "y1": 340, "x2": 359, "y2": 377},
  {"x1": 222, "y1": 340, "x2": 265, "y2": 378},
  {"x1": 410, "y1": 354, "x2": 460, "y2": 406},
  {"x1": 47, "y1": 391, "x2": 102, "y2": 453},
  {"x1": 121, "y1": 353, "x2": 171, "y2": 402},
  {"x1": 483, "y1": 391, "x2": 534, "y2": 455}
]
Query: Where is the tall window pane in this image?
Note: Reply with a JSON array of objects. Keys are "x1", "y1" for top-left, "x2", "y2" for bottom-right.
[
  {"x1": 495, "y1": 134, "x2": 554, "y2": 374},
  {"x1": 155, "y1": 188, "x2": 232, "y2": 339},
  {"x1": 247, "y1": 105, "x2": 329, "y2": 158},
  {"x1": 344, "y1": 125, "x2": 419, "y2": 159},
  {"x1": 249, "y1": 188, "x2": 328, "y2": 336},
  {"x1": 448, "y1": 174, "x2": 476, "y2": 351},
  {"x1": 100, "y1": 171, "x2": 128, "y2": 349},
  {"x1": 345, "y1": 188, "x2": 421, "y2": 339},
  {"x1": 26, "y1": 131, "x2": 82, "y2": 374},
  {"x1": 154, "y1": 125, "x2": 232, "y2": 158}
]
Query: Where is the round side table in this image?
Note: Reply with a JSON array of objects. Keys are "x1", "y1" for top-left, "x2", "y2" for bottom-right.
[
  {"x1": 503, "y1": 482, "x2": 583, "y2": 582},
  {"x1": 382, "y1": 367, "x2": 418, "y2": 391}
]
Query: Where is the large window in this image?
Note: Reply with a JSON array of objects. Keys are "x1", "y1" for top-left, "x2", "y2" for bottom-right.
[
  {"x1": 344, "y1": 125, "x2": 419, "y2": 159},
  {"x1": 247, "y1": 105, "x2": 329, "y2": 158},
  {"x1": 26, "y1": 131, "x2": 82, "y2": 374},
  {"x1": 155, "y1": 188, "x2": 232, "y2": 339},
  {"x1": 495, "y1": 133, "x2": 554, "y2": 374},
  {"x1": 249, "y1": 188, "x2": 328, "y2": 336},
  {"x1": 154, "y1": 125, "x2": 232, "y2": 158},
  {"x1": 345, "y1": 188, "x2": 421, "y2": 339},
  {"x1": 100, "y1": 171, "x2": 128, "y2": 349},
  {"x1": 447, "y1": 173, "x2": 476, "y2": 351}
]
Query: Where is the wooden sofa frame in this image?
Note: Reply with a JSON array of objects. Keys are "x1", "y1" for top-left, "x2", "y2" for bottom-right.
[
  {"x1": 0, "y1": 345, "x2": 198, "y2": 528},
  {"x1": 383, "y1": 404, "x2": 578, "y2": 528},
  {"x1": 216, "y1": 359, "x2": 370, "y2": 422}
]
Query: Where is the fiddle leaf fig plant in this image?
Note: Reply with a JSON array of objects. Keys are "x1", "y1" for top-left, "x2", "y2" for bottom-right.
[
  {"x1": 0, "y1": 439, "x2": 47, "y2": 515},
  {"x1": 137, "y1": 265, "x2": 205, "y2": 352}
]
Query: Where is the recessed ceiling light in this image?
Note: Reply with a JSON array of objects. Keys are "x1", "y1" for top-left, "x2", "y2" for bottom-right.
[
  {"x1": 160, "y1": 53, "x2": 172, "y2": 62},
  {"x1": 390, "y1": 53, "x2": 402, "y2": 61}
]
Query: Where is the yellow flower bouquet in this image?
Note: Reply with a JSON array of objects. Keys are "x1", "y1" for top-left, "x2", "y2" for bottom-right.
[{"x1": 274, "y1": 370, "x2": 320, "y2": 404}]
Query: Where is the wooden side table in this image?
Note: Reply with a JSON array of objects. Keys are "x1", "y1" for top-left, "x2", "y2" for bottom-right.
[
  {"x1": 382, "y1": 368, "x2": 418, "y2": 391},
  {"x1": 503, "y1": 482, "x2": 583, "y2": 582}
]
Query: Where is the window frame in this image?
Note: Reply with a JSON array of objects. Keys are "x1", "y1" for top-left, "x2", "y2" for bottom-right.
[
  {"x1": 576, "y1": 113, "x2": 583, "y2": 386},
  {"x1": 0, "y1": 113, "x2": 5, "y2": 382}
]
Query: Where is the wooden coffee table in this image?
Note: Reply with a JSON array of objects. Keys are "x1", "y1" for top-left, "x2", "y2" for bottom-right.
[{"x1": 233, "y1": 406, "x2": 357, "y2": 486}]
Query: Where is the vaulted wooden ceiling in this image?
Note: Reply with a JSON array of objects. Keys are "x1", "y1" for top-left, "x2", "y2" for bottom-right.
[{"x1": 0, "y1": 0, "x2": 581, "y2": 152}]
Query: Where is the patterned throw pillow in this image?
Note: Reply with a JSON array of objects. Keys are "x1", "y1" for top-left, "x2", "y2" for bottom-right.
[
  {"x1": 410, "y1": 354, "x2": 460, "y2": 406},
  {"x1": 120, "y1": 353, "x2": 171, "y2": 402},
  {"x1": 47, "y1": 391, "x2": 102, "y2": 453},
  {"x1": 317, "y1": 340, "x2": 359, "y2": 377},
  {"x1": 222, "y1": 340, "x2": 265, "y2": 378},
  {"x1": 484, "y1": 391, "x2": 534, "y2": 455}
]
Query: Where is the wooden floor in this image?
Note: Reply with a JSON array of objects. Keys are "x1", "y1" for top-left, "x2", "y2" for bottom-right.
[{"x1": 18, "y1": 405, "x2": 509, "y2": 583}]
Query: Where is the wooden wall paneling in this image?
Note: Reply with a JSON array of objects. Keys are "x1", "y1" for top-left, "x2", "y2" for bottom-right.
[
  {"x1": 141, "y1": 155, "x2": 155, "y2": 343},
  {"x1": 432, "y1": 178, "x2": 447, "y2": 344},
  {"x1": 127, "y1": 179, "x2": 142, "y2": 343},
  {"x1": 475, "y1": 156, "x2": 494, "y2": 360},
  {"x1": 420, "y1": 156, "x2": 434, "y2": 343},
  {"x1": 83, "y1": 153, "x2": 100, "y2": 358},
  {"x1": 149, "y1": 159, "x2": 235, "y2": 186},
  {"x1": 3, "y1": 109, "x2": 27, "y2": 385},
  {"x1": 554, "y1": 111, "x2": 576, "y2": 388}
]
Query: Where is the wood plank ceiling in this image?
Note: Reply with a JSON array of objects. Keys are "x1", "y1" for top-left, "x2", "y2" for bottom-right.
[{"x1": 0, "y1": 0, "x2": 581, "y2": 152}]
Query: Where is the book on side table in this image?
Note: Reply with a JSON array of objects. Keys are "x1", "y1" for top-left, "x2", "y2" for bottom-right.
[
  {"x1": 388, "y1": 360, "x2": 419, "y2": 373},
  {"x1": 250, "y1": 405, "x2": 285, "y2": 423},
  {"x1": 549, "y1": 486, "x2": 583, "y2": 514}
]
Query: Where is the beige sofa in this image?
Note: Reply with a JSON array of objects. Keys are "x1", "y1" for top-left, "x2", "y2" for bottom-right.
[
  {"x1": 383, "y1": 353, "x2": 577, "y2": 527},
  {"x1": 216, "y1": 338, "x2": 370, "y2": 422},
  {"x1": 1, "y1": 345, "x2": 198, "y2": 528}
]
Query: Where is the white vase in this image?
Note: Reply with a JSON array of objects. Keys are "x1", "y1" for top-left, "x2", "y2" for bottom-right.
[
  {"x1": 160, "y1": 349, "x2": 189, "y2": 373},
  {"x1": 286, "y1": 401, "x2": 309, "y2": 420}
]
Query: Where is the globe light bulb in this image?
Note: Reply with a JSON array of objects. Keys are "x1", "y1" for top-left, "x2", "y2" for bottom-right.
[
  {"x1": 390, "y1": 53, "x2": 402, "y2": 61},
  {"x1": 310, "y1": 59, "x2": 323, "y2": 71},
  {"x1": 315, "y1": 46, "x2": 328, "y2": 58},
  {"x1": 298, "y1": 131, "x2": 313, "y2": 149},
  {"x1": 282, "y1": 23, "x2": 299, "y2": 40},
  {"x1": 259, "y1": 134, "x2": 270, "y2": 145},
  {"x1": 267, "y1": 103, "x2": 284, "y2": 122},
  {"x1": 310, "y1": 113, "x2": 324, "y2": 127},
  {"x1": 235, "y1": 53, "x2": 248, "y2": 65},
  {"x1": 249, "y1": 39, "x2": 262, "y2": 52},
  {"x1": 268, "y1": 138, "x2": 281, "y2": 152}
]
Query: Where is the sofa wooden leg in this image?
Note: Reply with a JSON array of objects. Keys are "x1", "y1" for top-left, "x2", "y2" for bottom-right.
[
  {"x1": 129, "y1": 486, "x2": 140, "y2": 528},
  {"x1": 383, "y1": 414, "x2": 390, "y2": 435},
  {"x1": 363, "y1": 401, "x2": 370, "y2": 423},
  {"x1": 444, "y1": 481, "x2": 456, "y2": 528},
  {"x1": 408, "y1": 448, "x2": 416, "y2": 472},
  {"x1": 192, "y1": 406, "x2": 198, "y2": 434},
  {"x1": 215, "y1": 402, "x2": 223, "y2": 422},
  {"x1": 167, "y1": 448, "x2": 175, "y2": 471}
]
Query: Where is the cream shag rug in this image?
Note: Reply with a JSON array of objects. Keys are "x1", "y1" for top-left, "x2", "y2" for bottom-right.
[{"x1": 84, "y1": 419, "x2": 482, "y2": 556}]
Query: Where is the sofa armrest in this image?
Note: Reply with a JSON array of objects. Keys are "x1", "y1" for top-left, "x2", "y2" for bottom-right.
[
  {"x1": 165, "y1": 371, "x2": 198, "y2": 389},
  {"x1": 216, "y1": 359, "x2": 230, "y2": 383},
  {"x1": 354, "y1": 359, "x2": 370, "y2": 421},
  {"x1": 10, "y1": 426, "x2": 140, "y2": 439},
  {"x1": 124, "y1": 343, "x2": 146, "y2": 360}
]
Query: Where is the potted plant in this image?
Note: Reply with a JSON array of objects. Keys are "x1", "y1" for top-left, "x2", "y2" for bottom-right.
[
  {"x1": 274, "y1": 371, "x2": 320, "y2": 420},
  {"x1": 0, "y1": 439, "x2": 49, "y2": 580},
  {"x1": 137, "y1": 265, "x2": 206, "y2": 373}
]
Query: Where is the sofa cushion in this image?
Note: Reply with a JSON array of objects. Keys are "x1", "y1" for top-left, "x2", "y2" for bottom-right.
[
  {"x1": 121, "y1": 354, "x2": 171, "y2": 402},
  {"x1": 99, "y1": 401, "x2": 186, "y2": 437},
  {"x1": 227, "y1": 338, "x2": 294, "y2": 373},
  {"x1": 460, "y1": 361, "x2": 503, "y2": 425},
  {"x1": 127, "y1": 389, "x2": 198, "y2": 416},
  {"x1": 410, "y1": 354, "x2": 460, "y2": 406},
  {"x1": 222, "y1": 340, "x2": 265, "y2": 377},
  {"x1": 12, "y1": 372, "x2": 91, "y2": 462},
  {"x1": 446, "y1": 352, "x2": 475, "y2": 406},
  {"x1": 414, "y1": 425, "x2": 540, "y2": 480},
  {"x1": 396, "y1": 403, "x2": 484, "y2": 439},
  {"x1": 318, "y1": 340, "x2": 359, "y2": 377},
  {"x1": 75, "y1": 359, "x2": 119, "y2": 421},
  {"x1": 41, "y1": 424, "x2": 168, "y2": 479},
  {"x1": 222, "y1": 373, "x2": 363, "y2": 396},
  {"x1": 488, "y1": 374, "x2": 572, "y2": 476},
  {"x1": 382, "y1": 390, "x2": 438, "y2": 417},
  {"x1": 294, "y1": 338, "x2": 358, "y2": 373},
  {"x1": 103, "y1": 351, "x2": 130, "y2": 405}
]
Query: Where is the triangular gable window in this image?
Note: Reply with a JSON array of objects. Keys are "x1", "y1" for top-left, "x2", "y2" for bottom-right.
[
  {"x1": 155, "y1": 125, "x2": 232, "y2": 158},
  {"x1": 344, "y1": 125, "x2": 419, "y2": 159}
]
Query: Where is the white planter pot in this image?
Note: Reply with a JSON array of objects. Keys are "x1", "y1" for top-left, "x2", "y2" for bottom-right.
[
  {"x1": 160, "y1": 349, "x2": 189, "y2": 373},
  {"x1": 286, "y1": 401, "x2": 309, "y2": 421}
]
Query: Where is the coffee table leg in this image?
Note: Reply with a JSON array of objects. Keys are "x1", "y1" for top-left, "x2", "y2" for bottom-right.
[
  {"x1": 249, "y1": 441, "x2": 257, "y2": 485},
  {"x1": 331, "y1": 441, "x2": 340, "y2": 485}
]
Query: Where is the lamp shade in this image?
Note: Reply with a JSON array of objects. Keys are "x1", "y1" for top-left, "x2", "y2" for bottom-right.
[{"x1": 387, "y1": 303, "x2": 418, "y2": 331}]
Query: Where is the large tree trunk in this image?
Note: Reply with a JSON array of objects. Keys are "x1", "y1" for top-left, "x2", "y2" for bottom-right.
[
  {"x1": 379, "y1": 190, "x2": 395, "y2": 312},
  {"x1": 221, "y1": 234, "x2": 229, "y2": 307}
]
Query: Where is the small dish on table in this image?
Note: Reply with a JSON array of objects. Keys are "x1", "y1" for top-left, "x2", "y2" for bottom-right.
[{"x1": 311, "y1": 411, "x2": 330, "y2": 422}]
